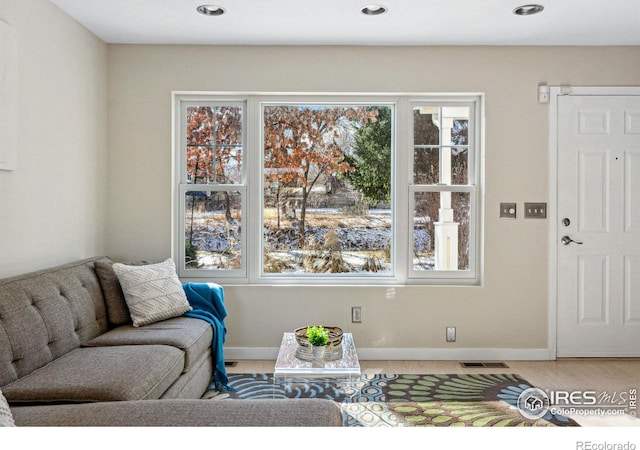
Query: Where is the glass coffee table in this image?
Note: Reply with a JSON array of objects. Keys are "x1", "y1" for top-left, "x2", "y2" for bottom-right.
[{"x1": 274, "y1": 332, "x2": 361, "y2": 386}]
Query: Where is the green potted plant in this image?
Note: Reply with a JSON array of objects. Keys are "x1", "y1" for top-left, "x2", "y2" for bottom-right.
[{"x1": 306, "y1": 325, "x2": 329, "y2": 360}]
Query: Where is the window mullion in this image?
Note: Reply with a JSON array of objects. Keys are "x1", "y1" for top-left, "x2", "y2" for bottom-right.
[
  {"x1": 395, "y1": 97, "x2": 409, "y2": 283},
  {"x1": 439, "y1": 106, "x2": 444, "y2": 185},
  {"x1": 247, "y1": 95, "x2": 261, "y2": 283}
]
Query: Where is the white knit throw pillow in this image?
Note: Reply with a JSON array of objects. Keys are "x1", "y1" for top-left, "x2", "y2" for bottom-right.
[
  {"x1": 112, "y1": 258, "x2": 192, "y2": 327},
  {"x1": 0, "y1": 388, "x2": 15, "y2": 427}
]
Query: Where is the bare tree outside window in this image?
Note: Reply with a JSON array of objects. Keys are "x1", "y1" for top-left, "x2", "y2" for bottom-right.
[{"x1": 262, "y1": 105, "x2": 393, "y2": 275}]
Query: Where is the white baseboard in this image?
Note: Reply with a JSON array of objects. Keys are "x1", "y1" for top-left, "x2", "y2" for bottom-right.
[
  {"x1": 225, "y1": 347, "x2": 553, "y2": 361},
  {"x1": 557, "y1": 350, "x2": 640, "y2": 358}
]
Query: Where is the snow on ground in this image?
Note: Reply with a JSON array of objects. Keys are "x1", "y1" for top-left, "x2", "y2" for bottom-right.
[{"x1": 187, "y1": 208, "x2": 434, "y2": 272}]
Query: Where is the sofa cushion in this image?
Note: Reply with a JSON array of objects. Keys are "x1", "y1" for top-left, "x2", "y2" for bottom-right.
[
  {"x1": 84, "y1": 317, "x2": 212, "y2": 372},
  {"x1": 160, "y1": 351, "x2": 212, "y2": 399},
  {"x1": 2, "y1": 345, "x2": 184, "y2": 404},
  {"x1": 112, "y1": 259, "x2": 192, "y2": 327},
  {"x1": 94, "y1": 260, "x2": 131, "y2": 326},
  {"x1": 0, "y1": 388, "x2": 15, "y2": 427},
  {"x1": 0, "y1": 257, "x2": 109, "y2": 387},
  {"x1": 11, "y1": 398, "x2": 344, "y2": 427}
]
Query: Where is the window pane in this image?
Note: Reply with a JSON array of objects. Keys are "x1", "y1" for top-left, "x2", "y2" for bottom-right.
[
  {"x1": 186, "y1": 106, "x2": 243, "y2": 184},
  {"x1": 263, "y1": 104, "x2": 392, "y2": 275},
  {"x1": 414, "y1": 147, "x2": 439, "y2": 184},
  {"x1": 450, "y1": 146, "x2": 469, "y2": 185},
  {"x1": 184, "y1": 191, "x2": 242, "y2": 270},
  {"x1": 449, "y1": 117, "x2": 469, "y2": 185},
  {"x1": 413, "y1": 106, "x2": 470, "y2": 186},
  {"x1": 413, "y1": 191, "x2": 470, "y2": 271},
  {"x1": 413, "y1": 107, "x2": 440, "y2": 146},
  {"x1": 451, "y1": 118, "x2": 468, "y2": 146}
]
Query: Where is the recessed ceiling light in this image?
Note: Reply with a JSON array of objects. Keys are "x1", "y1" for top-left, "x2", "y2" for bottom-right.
[
  {"x1": 513, "y1": 4, "x2": 544, "y2": 16},
  {"x1": 197, "y1": 5, "x2": 226, "y2": 16},
  {"x1": 361, "y1": 5, "x2": 387, "y2": 16}
]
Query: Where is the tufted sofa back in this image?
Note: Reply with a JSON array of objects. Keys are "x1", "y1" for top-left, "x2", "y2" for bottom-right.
[{"x1": 0, "y1": 257, "x2": 110, "y2": 387}]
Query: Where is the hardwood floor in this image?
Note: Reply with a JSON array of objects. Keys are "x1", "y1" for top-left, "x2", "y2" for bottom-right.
[{"x1": 227, "y1": 358, "x2": 640, "y2": 427}]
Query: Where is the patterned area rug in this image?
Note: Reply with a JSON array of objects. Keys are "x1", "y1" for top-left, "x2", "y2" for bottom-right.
[{"x1": 206, "y1": 373, "x2": 580, "y2": 427}]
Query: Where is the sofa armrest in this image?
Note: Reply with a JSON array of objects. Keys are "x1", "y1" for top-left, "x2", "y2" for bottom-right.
[{"x1": 11, "y1": 398, "x2": 343, "y2": 427}]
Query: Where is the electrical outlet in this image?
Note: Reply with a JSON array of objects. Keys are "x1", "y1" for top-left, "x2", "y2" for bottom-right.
[
  {"x1": 446, "y1": 327, "x2": 456, "y2": 342},
  {"x1": 351, "y1": 306, "x2": 362, "y2": 323}
]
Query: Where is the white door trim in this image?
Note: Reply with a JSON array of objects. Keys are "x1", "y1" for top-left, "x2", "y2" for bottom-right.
[{"x1": 548, "y1": 86, "x2": 640, "y2": 360}]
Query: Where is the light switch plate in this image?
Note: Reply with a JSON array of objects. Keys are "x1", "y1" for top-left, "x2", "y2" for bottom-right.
[
  {"x1": 500, "y1": 203, "x2": 517, "y2": 219},
  {"x1": 524, "y1": 202, "x2": 547, "y2": 219}
]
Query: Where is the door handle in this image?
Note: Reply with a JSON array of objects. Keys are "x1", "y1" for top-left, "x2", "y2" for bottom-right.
[{"x1": 561, "y1": 236, "x2": 583, "y2": 246}]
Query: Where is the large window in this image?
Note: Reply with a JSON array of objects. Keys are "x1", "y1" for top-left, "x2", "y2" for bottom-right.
[{"x1": 174, "y1": 94, "x2": 482, "y2": 284}]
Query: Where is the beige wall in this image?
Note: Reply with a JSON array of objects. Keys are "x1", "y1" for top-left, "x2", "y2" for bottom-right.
[
  {"x1": 0, "y1": 0, "x2": 108, "y2": 277},
  {"x1": 106, "y1": 45, "x2": 640, "y2": 358}
]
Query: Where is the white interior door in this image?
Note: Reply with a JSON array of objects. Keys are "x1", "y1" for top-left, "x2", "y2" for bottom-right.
[{"x1": 557, "y1": 94, "x2": 640, "y2": 357}]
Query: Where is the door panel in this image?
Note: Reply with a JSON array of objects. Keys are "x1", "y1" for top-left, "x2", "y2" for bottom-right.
[
  {"x1": 577, "y1": 254, "x2": 608, "y2": 324},
  {"x1": 557, "y1": 95, "x2": 640, "y2": 356},
  {"x1": 626, "y1": 150, "x2": 640, "y2": 232},
  {"x1": 578, "y1": 150, "x2": 609, "y2": 232},
  {"x1": 624, "y1": 256, "x2": 640, "y2": 324}
]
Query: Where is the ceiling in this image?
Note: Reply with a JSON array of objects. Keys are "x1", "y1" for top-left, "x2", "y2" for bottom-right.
[{"x1": 49, "y1": 0, "x2": 640, "y2": 46}]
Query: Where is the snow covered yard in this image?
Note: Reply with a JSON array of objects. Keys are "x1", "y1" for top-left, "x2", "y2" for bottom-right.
[{"x1": 186, "y1": 207, "x2": 435, "y2": 273}]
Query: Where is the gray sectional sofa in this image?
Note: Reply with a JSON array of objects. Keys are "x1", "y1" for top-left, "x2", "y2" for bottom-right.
[{"x1": 0, "y1": 257, "x2": 342, "y2": 427}]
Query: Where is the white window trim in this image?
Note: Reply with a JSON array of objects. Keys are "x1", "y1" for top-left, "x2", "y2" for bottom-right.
[{"x1": 172, "y1": 92, "x2": 484, "y2": 286}]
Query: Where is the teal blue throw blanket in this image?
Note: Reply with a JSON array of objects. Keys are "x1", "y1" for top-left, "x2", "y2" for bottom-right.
[{"x1": 182, "y1": 282, "x2": 233, "y2": 391}]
